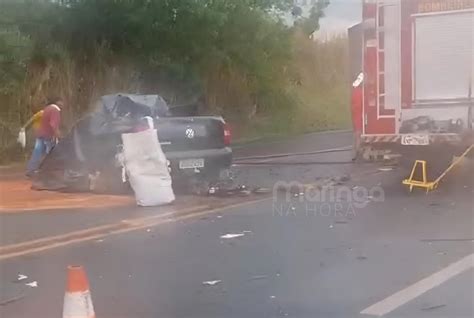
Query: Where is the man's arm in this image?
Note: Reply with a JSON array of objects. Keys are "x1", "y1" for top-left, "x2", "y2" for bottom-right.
[
  {"x1": 22, "y1": 111, "x2": 42, "y2": 129},
  {"x1": 49, "y1": 109, "x2": 61, "y2": 138}
]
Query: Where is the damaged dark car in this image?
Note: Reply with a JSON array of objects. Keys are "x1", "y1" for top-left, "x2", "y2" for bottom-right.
[{"x1": 34, "y1": 94, "x2": 232, "y2": 193}]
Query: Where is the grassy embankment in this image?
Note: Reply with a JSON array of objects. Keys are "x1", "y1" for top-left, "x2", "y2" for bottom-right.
[
  {"x1": 235, "y1": 34, "x2": 350, "y2": 143},
  {"x1": 0, "y1": 34, "x2": 349, "y2": 163}
]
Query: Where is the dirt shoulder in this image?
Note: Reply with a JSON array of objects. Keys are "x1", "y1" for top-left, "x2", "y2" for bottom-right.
[{"x1": 0, "y1": 168, "x2": 135, "y2": 213}]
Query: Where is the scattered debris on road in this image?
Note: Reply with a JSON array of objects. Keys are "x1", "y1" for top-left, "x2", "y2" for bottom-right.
[
  {"x1": 206, "y1": 184, "x2": 262, "y2": 197},
  {"x1": 249, "y1": 275, "x2": 269, "y2": 281},
  {"x1": 220, "y1": 233, "x2": 245, "y2": 239},
  {"x1": 202, "y1": 280, "x2": 221, "y2": 286},
  {"x1": 25, "y1": 281, "x2": 38, "y2": 288},
  {"x1": 15, "y1": 274, "x2": 28, "y2": 282},
  {"x1": 421, "y1": 304, "x2": 446, "y2": 311}
]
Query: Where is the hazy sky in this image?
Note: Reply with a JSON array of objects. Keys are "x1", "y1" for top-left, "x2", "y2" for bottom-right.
[{"x1": 318, "y1": 0, "x2": 362, "y2": 35}]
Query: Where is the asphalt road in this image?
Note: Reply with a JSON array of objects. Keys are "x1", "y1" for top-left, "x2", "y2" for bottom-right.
[
  {"x1": 0, "y1": 130, "x2": 355, "y2": 246},
  {"x1": 1, "y1": 131, "x2": 473, "y2": 318},
  {"x1": 233, "y1": 130, "x2": 353, "y2": 159}
]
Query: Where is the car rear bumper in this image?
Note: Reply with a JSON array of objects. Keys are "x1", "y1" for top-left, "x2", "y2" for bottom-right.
[{"x1": 165, "y1": 147, "x2": 232, "y2": 176}]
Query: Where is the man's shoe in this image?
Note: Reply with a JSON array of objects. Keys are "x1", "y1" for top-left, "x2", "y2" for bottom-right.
[{"x1": 25, "y1": 171, "x2": 37, "y2": 178}]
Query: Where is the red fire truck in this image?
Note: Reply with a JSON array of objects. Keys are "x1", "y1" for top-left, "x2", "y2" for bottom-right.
[{"x1": 349, "y1": 0, "x2": 473, "y2": 158}]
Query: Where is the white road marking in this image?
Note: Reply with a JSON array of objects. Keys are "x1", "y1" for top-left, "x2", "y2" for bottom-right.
[
  {"x1": 361, "y1": 253, "x2": 474, "y2": 317},
  {"x1": 0, "y1": 198, "x2": 270, "y2": 261}
]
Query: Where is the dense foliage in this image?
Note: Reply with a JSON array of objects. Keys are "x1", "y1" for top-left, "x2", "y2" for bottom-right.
[{"x1": 0, "y1": 0, "x2": 349, "y2": 161}]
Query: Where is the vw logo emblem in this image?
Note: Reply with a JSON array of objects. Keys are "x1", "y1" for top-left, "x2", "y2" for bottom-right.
[{"x1": 185, "y1": 128, "x2": 195, "y2": 139}]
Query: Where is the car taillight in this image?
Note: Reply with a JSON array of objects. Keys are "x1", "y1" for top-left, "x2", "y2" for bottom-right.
[{"x1": 223, "y1": 123, "x2": 232, "y2": 146}]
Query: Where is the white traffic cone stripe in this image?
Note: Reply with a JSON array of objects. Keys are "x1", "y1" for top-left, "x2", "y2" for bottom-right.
[{"x1": 63, "y1": 291, "x2": 95, "y2": 318}]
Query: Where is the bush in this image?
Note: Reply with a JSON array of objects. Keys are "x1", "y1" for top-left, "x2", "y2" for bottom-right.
[{"x1": 0, "y1": 0, "x2": 349, "y2": 155}]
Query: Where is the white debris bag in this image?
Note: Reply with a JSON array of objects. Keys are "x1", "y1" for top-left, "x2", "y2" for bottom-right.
[
  {"x1": 121, "y1": 129, "x2": 175, "y2": 206},
  {"x1": 17, "y1": 128, "x2": 26, "y2": 148}
]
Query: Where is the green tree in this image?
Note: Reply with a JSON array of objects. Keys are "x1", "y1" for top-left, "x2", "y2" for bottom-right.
[{"x1": 0, "y1": 0, "x2": 335, "y2": 149}]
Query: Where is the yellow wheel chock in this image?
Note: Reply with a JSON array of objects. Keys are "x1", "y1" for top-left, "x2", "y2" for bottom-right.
[{"x1": 403, "y1": 144, "x2": 473, "y2": 193}]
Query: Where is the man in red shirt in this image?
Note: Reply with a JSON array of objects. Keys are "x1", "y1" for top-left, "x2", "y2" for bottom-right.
[
  {"x1": 26, "y1": 98, "x2": 63, "y2": 176},
  {"x1": 351, "y1": 73, "x2": 364, "y2": 160}
]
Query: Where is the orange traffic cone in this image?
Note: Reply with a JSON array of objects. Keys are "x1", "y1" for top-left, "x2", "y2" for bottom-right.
[{"x1": 63, "y1": 265, "x2": 96, "y2": 318}]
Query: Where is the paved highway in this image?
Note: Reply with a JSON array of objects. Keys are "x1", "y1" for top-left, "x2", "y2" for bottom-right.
[{"x1": 1, "y1": 131, "x2": 473, "y2": 317}]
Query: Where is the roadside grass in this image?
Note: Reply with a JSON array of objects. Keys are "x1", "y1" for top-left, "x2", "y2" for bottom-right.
[
  {"x1": 234, "y1": 34, "x2": 351, "y2": 143},
  {"x1": 0, "y1": 33, "x2": 350, "y2": 160},
  {"x1": 233, "y1": 97, "x2": 350, "y2": 144}
]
